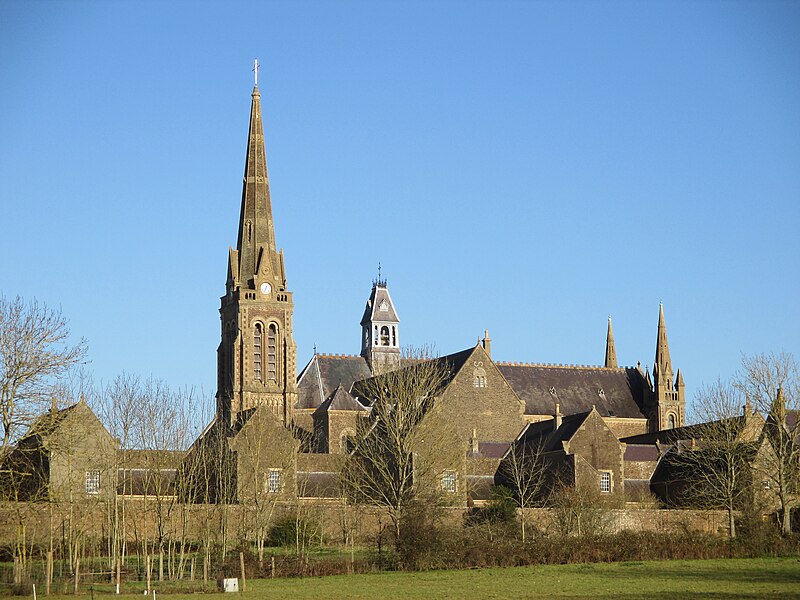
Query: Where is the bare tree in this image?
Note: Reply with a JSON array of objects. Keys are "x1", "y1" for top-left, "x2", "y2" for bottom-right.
[
  {"x1": 737, "y1": 352, "x2": 799, "y2": 535},
  {"x1": 671, "y1": 379, "x2": 758, "y2": 538},
  {"x1": 0, "y1": 295, "x2": 87, "y2": 449},
  {"x1": 497, "y1": 440, "x2": 548, "y2": 542},
  {"x1": 341, "y1": 349, "x2": 455, "y2": 545}
]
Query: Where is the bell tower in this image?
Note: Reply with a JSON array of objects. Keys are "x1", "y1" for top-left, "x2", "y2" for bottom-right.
[
  {"x1": 217, "y1": 66, "x2": 298, "y2": 425},
  {"x1": 360, "y1": 272, "x2": 400, "y2": 375}
]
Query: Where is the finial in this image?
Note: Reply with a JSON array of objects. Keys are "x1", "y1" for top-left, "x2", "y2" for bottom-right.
[
  {"x1": 373, "y1": 262, "x2": 387, "y2": 288},
  {"x1": 313, "y1": 343, "x2": 317, "y2": 355},
  {"x1": 253, "y1": 58, "x2": 259, "y2": 86}
]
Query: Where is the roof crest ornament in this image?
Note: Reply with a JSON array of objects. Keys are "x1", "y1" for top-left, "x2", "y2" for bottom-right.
[{"x1": 373, "y1": 262, "x2": 387, "y2": 288}]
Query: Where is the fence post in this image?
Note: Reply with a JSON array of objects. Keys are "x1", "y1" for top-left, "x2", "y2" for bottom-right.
[{"x1": 239, "y1": 552, "x2": 246, "y2": 592}]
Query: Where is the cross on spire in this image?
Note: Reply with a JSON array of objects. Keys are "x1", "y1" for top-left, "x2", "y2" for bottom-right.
[{"x1": 253, "y1": 58, "x2": 259, "y2": 86}]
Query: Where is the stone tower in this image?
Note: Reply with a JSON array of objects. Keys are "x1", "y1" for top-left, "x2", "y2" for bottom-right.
[
  {"x1": 217, "y1": 81, "x2": 297, "y2": 425},
  {"x1": 651, "y1": 303, "x2": 684, "y2": 431},
  {"x1": 360, "y1": 276, "x2": 400, "y2": 375}
]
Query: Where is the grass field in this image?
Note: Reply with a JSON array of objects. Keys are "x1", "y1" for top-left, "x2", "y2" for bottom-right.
[{"x1": 26, "y1": 556, "x2": 800, "y2": 599}]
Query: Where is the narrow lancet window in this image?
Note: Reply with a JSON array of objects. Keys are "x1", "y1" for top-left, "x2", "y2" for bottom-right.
[
  {"x1": 380, "y1": 325, "x2": 390, "y2": 346},
  {"x1": 268, "y1": 323, "x2": 277, "y2": 381},
  {"x1": 254, "y1": 323, "x2": 263, "y2": 381}
]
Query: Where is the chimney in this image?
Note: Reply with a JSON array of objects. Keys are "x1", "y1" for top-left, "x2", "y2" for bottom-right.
[
  {"x1": 555, "y1": 403, "x2": 562, "y2": 430},
  {"x1": 470, "y1": 428, "x2": 479, "y2": 454},
  {"x1": 744, "y1": 395, "x2": 752, "y2": 417},
  {"x1": 482, "y1": 329, "x2": 491, "y2": 357}
]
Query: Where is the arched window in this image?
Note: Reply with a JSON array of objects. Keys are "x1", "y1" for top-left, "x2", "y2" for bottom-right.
[
  {"x1": 340, "y1": 430, "x2": 355, "y2": 453},
  {"x1": 473, "y1": 366, "x2": 487, "y2": 388},
  {"x1": 253, "y1": 323, "x2": 263, "y2": 381},
  {"x1": 666, "y1": 414, "x2": 676, "y2": 429},
  {"x1": 391, "y1": 326, "x2": 396, "y2": 347},
  {"x1": 267, "y1": 323, "x2": 278, "y2": 381},
  {"x1": 380, "y1": 325, "x2": 390, "y2": 346}
]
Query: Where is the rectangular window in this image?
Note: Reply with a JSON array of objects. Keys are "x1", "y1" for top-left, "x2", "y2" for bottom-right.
[
  {"x1": 266, "y1": 469, "x2": 282, "y2": 493},
  {"x1": 85, "y1": 470, "x2": 100, "y2": 495},
  {"x1": 599, "y1": 471, "x2": 612, "y2": 493},
  {"x1": 441, "y1": 470, "x2": 457, "y2": 493}
]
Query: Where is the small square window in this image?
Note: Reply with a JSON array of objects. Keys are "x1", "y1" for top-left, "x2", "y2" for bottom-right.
[
  {"x1": 85, "y1": 470, "x2": 100, "y2": 495},
  {"x1": 266, "y1": 469, "x2": 282, "y2": 493},
  {"x1": 441, "y1": 470, "x2": 457, "y2": 493},
  {"x1": 599, "y1": 471, "x2": 612, "y2": 493}
]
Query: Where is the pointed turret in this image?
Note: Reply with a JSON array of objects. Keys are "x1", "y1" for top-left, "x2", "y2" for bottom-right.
[
  {"x1": 604, "y1": 316, "x2": 618, "y2": 368},
  {"x1": 654, "y1": 303, "x2": 673, "y2": 385}
]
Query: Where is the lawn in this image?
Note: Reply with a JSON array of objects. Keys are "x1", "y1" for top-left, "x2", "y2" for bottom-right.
[{"x1": 32, "y1": 557, "x2": 800, "y2": 599}]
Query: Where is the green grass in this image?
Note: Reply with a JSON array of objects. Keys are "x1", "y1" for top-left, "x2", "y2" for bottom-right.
[{"x1": 27, "y1": 557, "x2": 800, "y2": 599}]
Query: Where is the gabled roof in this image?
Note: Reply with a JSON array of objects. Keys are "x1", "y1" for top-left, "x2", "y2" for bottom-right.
[
  {"x1": 316, "y1": 385, "x2": 368, "y2": 413},
  {"x1": 517, "y1": 411, "x2": 592, "y2": 453},
  {"x1": 621, "y1": 416, "x2": 749, "y2": 446},
  {"x1": 296, "y1": 354, "x2": 372, "y2": 410},
  {"x1": 496, "y1": 364, "x2": 648, "y2": 418},
  {"x1": 351, "y1": 346, "x2": 477, "y2": 402}
]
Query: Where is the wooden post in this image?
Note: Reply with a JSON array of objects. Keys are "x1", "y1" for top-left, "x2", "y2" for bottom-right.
[
  {"x1": 46, "y1": 551, "x2": 53, "y2": 595},
  {"x1": 239, "y1": 552, "x2": 246, "y2": 592},
  {"x1": 145, "y1": 554, "x2": 151, "y2": 592},
  {"x1": 116, "y1": 556, "x2": 121, "y2": 593},
  {"x1": 271, "y1": 556, "x2": 275, "y2": 579},
  {"x1": 190, "y1": 558, "x2": 195, "y2": 581},
  {"x1": 73, "y1": 557, "x2": 80, "y2": 594}
]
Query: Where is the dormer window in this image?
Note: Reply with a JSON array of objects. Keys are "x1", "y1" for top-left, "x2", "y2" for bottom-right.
[{"x1": 379, "y1": 300, "x2": 389, "y2": 312}]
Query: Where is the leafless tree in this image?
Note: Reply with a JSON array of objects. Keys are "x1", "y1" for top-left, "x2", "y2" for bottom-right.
[
  {"x1": 497, "y1": 440, "x2": 548, "y2": 542},
  {"x1": 672, "y1": 379, "x2": 758, "y2": 538},
  {"x1": 0, "y1": 295, "x2": 87, "y2": 449},
  {"x1": 737, "y1": 352, "x2": 799, "y2": 535},
  {"x1": 341, "y1": 348, "x2": 456, "y2": 545}
]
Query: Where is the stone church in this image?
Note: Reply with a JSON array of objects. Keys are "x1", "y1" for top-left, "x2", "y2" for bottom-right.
[{"x1": 193, "y1": 78, "x2": 688, "y2": 504}]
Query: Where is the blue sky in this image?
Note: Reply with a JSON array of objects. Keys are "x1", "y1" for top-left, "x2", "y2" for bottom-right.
[{"x1": 1, "y1": 0, "x2": 798, "y2": 419}]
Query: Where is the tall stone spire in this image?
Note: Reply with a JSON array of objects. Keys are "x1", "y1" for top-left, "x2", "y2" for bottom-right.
[
  {"x1": 654, "y1": 302, "x2": 673, "y2": 385},
  {"x1": 232, "y1": 83, "x2": 282, "y2": 291},
  {"x1": 217, "y1": 69, "x2": 297, "y2": 426},
  {"x1": 604, "y1": 316, "x2": 618, "y2": 368}
]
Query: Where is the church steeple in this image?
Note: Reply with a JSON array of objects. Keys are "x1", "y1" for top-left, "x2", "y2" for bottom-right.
[
  {"x1": 649, "y1": 303, "x2": 684, "y2": 431},
  {"x1": 604, "y1": 316, "x2": 618, "y2": 368},
  {"x1": 217, "y1": 66, "x2": 297, "y2": 426},
  {"x1": 230, "y1": 82, "x2": 284, "y2": 292},
  {"x1": 654, "y1": 302, "x2": 673, "y2": 383}
]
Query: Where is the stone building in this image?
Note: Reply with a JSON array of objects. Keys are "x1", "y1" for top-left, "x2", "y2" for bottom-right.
[{"x1": 192, "y1": 77, "x2": 692, "y2": 506}]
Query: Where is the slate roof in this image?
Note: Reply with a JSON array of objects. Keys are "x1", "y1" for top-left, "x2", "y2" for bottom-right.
[
  {"x1": 316, "y1": 385, "x2": 368, "y2": 413},
  {"x1": 624, "y1": 444, "x2": 661, "y2": 462},
  {"x1": 360, "y1": 284, "x2": 399, "y2": 325},
  {"x1": 497, "y1": 364, "x2": 648, "y2": 418},
  {"x1": 620, "y1": 417, "x2": 747, "y2": 446},
  {"x1": 517, "y1": 412, "x2": 591, "y2": 453},
  {"x1": 351, "y1": 347, "x2": 476, "y2": 402},
  {"x1": 297, "y1": 471, "x2": 339, "y2": 498},
  {"x1": 474, "y1": 441, "x2": 512, "y2": 459},
  {"x1": 296, "y1": 354, "x2": 372, "y2": 410}
]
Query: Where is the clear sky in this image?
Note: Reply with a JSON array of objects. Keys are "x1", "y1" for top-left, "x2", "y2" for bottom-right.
[{"x1": 1, "y1": 0, "x2": 798, "y2": 420}]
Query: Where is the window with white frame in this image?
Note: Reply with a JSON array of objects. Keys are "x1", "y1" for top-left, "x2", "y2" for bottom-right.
[
  {"x1": 85, "y1": 470, "x2": 100, "y2": 494},
  {"x1": 266, "y1": 469, "x2": 282, "y2": 493},
  {"x1": 441, "y1": 470, "x2": 457, "y2": 493},
  {"x1": 599, "y1": 471, "x2": 612, "y2": 493}
]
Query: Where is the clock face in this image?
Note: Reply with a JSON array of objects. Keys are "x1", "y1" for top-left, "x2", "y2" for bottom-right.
[{"x1": 260, "y1": 282, "x2": 272, "y2": 295}]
